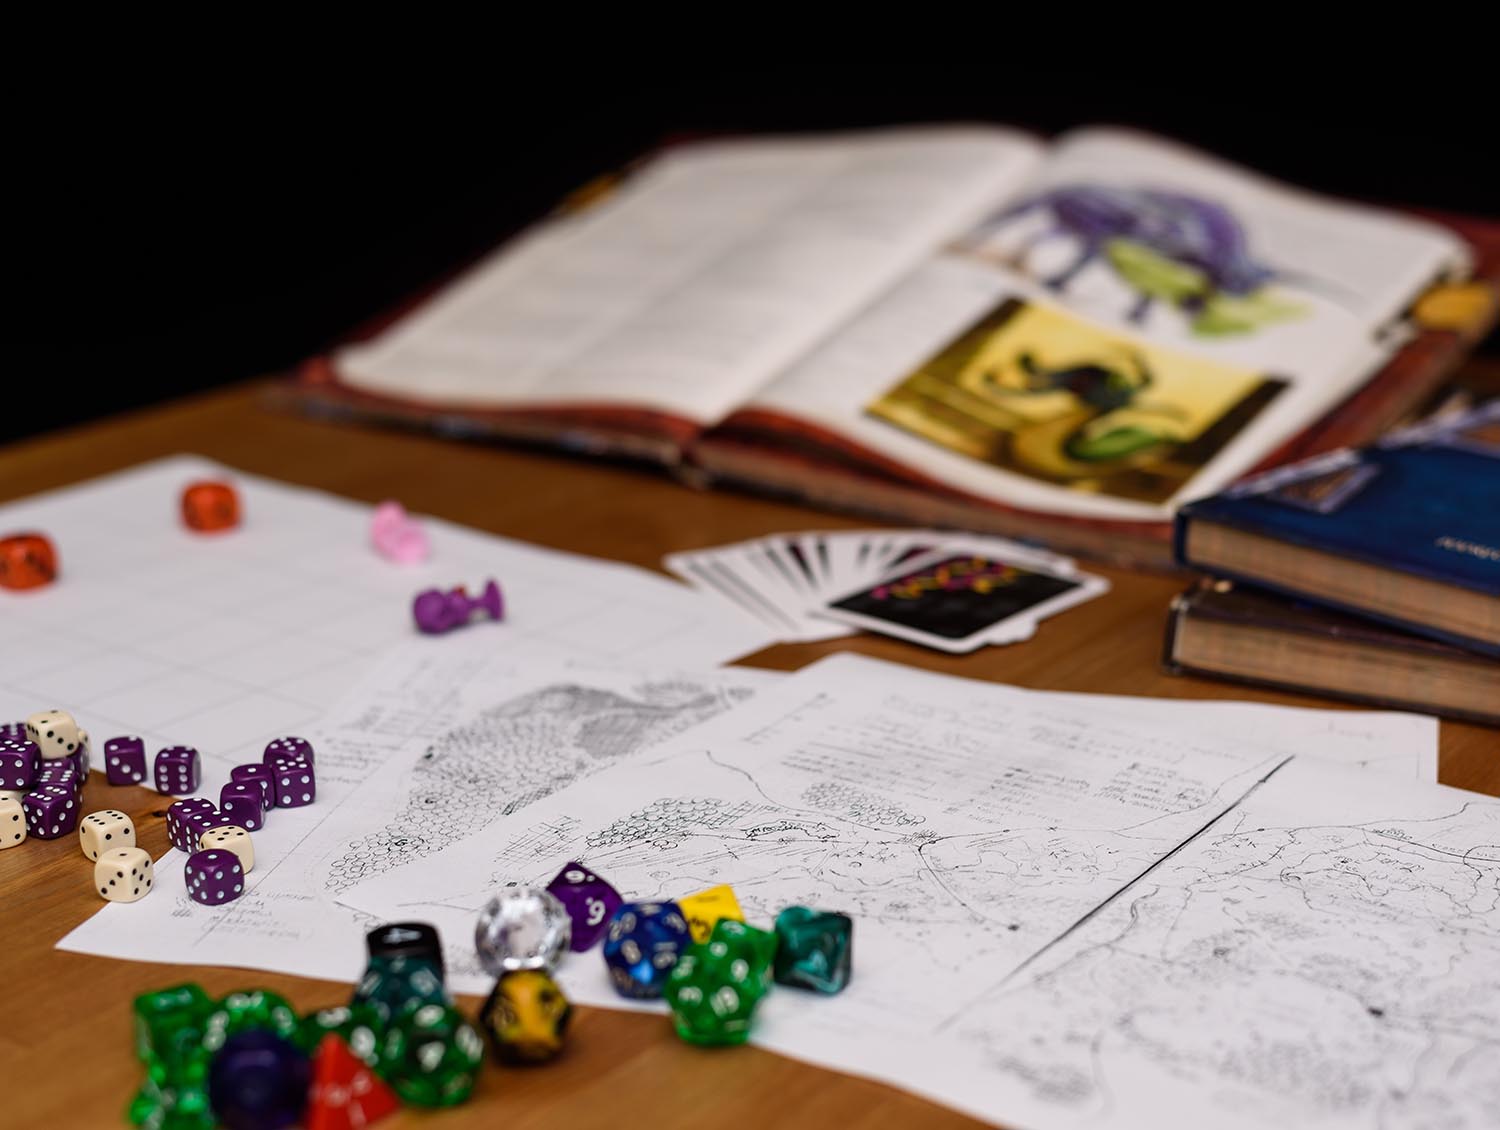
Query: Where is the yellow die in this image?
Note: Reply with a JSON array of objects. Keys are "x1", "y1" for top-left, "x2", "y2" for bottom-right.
[{"x1": 677, "y1": 883, "x2": 745, "y2": 944}]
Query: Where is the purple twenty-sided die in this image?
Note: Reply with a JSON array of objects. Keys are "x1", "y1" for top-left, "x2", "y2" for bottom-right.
[
  {"x1": 23, "y1": 785, "x2": 78, "y2": 839},
  {"x1": 0, "y1": 738, "x2": 38, "y2": 791},
  {"x1": 230, "y1": 763, "x2": 275, "y2": 810},
  {"x1": 218, "y1": 783, "x2": 265, "y2": 831},
  {"x1": 0, "y1": 722, "x2": 26, "y2": 741},
  {"x1": 545, "y1": 860, "x2": 625, "y2": 952},
  {"x1": 166, "y1": 798, "x2": 216, "y2": 852},
  {"x1": 270, "y1": 761, "x2": 315, "y2": 809},
  {"x1": 154, "y1": 745, "x2": 201, "y2": 795},
  {"x1": 184, "y1": 848, "x2": 246, "y2": 906},
  {"x1": 103, "y1": 736, "x2": 148, "y2": 786},
  {"x1": 262, "y1": 736, "x2": 314, "y2": 765}
]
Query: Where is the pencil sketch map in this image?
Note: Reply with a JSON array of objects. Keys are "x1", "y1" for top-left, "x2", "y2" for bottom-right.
[
  {"x1": 962, "y1": 794, "x2": 1499, "y2": 1129},
  {"x1": 323, "y1": 675, "x2": 766, "y2": 894},
  {"x1": 346, "y1": 655, "x2": 1497, "y2": 1130},
  {"x1": 59, "y1": 638, "x2": 780, "y2": 984}
]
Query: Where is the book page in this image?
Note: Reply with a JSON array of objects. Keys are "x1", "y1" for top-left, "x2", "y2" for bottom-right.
[
  {"x1": 334, "y1": 128, "x2": 1045, "y2": 426},
  {"x1": 744, "y1": 129, "x2": 1463, "y2": 519},
  {"x1": 746, "y1": 256, "x2": 1392, "y2": 520}
]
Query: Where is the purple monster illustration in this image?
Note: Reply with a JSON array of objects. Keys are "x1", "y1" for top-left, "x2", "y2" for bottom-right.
[{"x1": 972, "y1": 185, "x2": 1328, "y2": 327}]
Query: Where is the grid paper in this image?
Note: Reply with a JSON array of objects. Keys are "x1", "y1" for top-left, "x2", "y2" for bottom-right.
[{"x1": 0, "y1": 455, "x2": 769, "y2": 779}]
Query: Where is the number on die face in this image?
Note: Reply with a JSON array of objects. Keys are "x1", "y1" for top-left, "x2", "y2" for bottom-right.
[
  {"x1": 0, "y1": 796, "x2": 25, "y2": 849},
  {"x1": 80, "y1": 809, "x2": 136, "y2": 861},
  {"x1": 96, "y1": 846, "x2": 154, "y2": 902},
  {"x1": 199, "y1": 825, "x2": 254, "y2": 873},
  {"x1": 545, "y1": 861, "x2": 624, "y2": 952}
]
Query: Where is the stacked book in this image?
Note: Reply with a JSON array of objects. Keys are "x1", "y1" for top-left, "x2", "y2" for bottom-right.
[{"x1": 1166, "y1": 402, "x2": 1500, "y2": 723}]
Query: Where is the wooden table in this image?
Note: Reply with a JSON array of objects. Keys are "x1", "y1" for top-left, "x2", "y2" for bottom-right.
[{"x1": 2, "y1": 381, "x2": 1495, "y2": 1129}]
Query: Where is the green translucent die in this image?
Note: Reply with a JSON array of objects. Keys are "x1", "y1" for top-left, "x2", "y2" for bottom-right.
[
  {"x1": 772, "y1": 906, "x2": 852, "y2": 994},
  {"x1": 378, "y1": 1002, "x2": 485, "y2": 1107},
  {"x1": 199, "y1": 988, "x2": 299, "y2": 1053},
  {"x1": 350, "y1": 954, "x2": 448, "y2": 1027},
  {"x1": 709, "y1": 918, "x2": 778, "y2": 993},
  {"x1": 132, "y1": 984, "x2": 214, "y2": 1086},
  {"x1": 663, "y1": 936, "x2": 770, "y2": 1047},
  {"x1": 295, "y1": 1003, "x2": 384, "y2": 1065},
  {"x1": 127, "y1": 1078, "x2": 213, "y2": 1130}
]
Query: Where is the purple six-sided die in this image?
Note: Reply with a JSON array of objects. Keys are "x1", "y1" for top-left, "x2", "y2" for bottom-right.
[
  {"x1": 166, "y1": 798, "x2": 216, "y2": 852},
  {"x1": 186, "y1": 809, "x2": 234, "y2": 850},
  {"x1": 184, "y1": 848, "x2": 246, "y2": 906},
  {"x1": 35, "y1": 761, "x2": 79, "y2": 796},
  {"x1": 262, "y1": 736, "x2": 313, "y2": 765},
  {"x1": 103, "y1": 736, "x2": 148, "y2": 786},
  {"x1": 546, "y1": 860, "x2": 624, "y2": 951},
  {"x1": 218, "y1": 783, "x2": 265, "y2": 831},
  {"x1": 229, "y1": 764, "x2": 274, "y2": 810},
  {"x1": 0, "y1": 738, "x2": 38, "y2": 791},
  {"x1": 270, "y1": 760, "x2": 315, "y2": 809},
  {"x1": 23, "y1": 785, "x2": 78, "y2": 839},
  {"x1": 154, "y1": 746, "x2": 201, "y2": 795},
  {"x1": 64, "y1": 735, "x2": 90, "y2": 783}
]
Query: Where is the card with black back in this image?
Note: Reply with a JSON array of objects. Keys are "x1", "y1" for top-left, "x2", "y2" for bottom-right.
[{"x1": 817, "y1": 550, "x2": 1107, "y2": 653}]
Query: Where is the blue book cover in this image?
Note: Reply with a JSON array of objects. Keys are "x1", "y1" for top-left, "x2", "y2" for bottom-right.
[{"x1": 1176, "y1": 402, "x2": 1500, "y2": 655}]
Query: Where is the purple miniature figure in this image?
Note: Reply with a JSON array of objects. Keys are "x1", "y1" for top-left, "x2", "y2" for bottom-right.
[{"x1": 413, "y1": 579, "x2": 504, "y2": 635}]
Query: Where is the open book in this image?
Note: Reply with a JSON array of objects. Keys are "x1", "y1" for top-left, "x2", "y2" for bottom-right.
[{"x1": 294, "y1": 126, "x2": 1498, "y2": 566}]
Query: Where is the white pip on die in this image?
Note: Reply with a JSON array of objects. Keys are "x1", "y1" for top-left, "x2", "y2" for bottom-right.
[
  {"x1": 95, "y1": 846, "x2": 154, "y2": 902},
  {"x1": 80, "y1": 809, "x2": 136, "y2": 861},
  {"x1": 199, "y1": 824, "x2": 254, "y2": 872},
  {"x1": 26, "y1": 709, "x2": 83, "y2": 760}
]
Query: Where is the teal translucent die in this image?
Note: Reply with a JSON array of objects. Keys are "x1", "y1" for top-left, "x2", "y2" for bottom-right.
[
  {"x1": 349, "y1": 953, "x2": 448, "y2": 1026},
  {"x1": 772, "y1": 906, "x2": 852, "y2": 994}
]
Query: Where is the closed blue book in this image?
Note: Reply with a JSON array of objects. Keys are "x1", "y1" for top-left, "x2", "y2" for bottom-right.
[{"x1": 1175, "y1": 403, "x2": 1500, "y2": 657}]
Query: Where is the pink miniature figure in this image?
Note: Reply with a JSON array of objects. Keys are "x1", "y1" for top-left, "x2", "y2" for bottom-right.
[
  {"x1": 371, "y1": 501, "x2": 429, "y2": 564},
  {"x1": 413, "y1": 579, "x2": 504, "y2": 635}
]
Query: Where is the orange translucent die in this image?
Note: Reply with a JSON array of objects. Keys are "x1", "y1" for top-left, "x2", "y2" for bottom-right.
[
  {"x1": 181, "y1": 480, "x2": 240, "y2": 533},
  {"x1": 0, "y1": 532, "x2": 59, "y2": 590}
]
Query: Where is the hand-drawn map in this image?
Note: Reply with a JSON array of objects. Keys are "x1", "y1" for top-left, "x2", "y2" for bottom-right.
[{"x1": 346, "y1": 655, "x2": 1497, "y2": 1130}]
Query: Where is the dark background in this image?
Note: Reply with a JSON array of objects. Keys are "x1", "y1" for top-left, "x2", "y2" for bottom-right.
[{"x1": 13, "y1": 77, "x2": 1497, "y2": 443}]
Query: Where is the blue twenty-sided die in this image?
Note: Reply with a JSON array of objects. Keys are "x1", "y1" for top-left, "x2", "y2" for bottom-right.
[{"x1": 602, "y1": 900, "x2": 691, "y2": 999}]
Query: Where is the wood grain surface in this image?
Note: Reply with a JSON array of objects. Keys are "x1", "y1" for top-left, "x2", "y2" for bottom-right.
[{"x1": 1, "y1": 380, "x2": 1494, "y2": 1129}]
